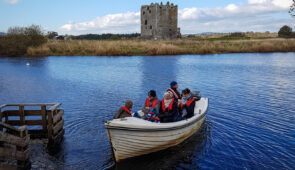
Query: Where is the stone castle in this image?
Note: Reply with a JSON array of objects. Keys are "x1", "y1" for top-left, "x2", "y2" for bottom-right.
[{"x1": 141, "y1": 2, "x2": 181, "y2": 40}]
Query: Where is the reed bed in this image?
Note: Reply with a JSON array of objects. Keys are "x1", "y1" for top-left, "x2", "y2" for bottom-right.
[{"x1": 26, "y1": 38, "x2": 295, "y2": 57}]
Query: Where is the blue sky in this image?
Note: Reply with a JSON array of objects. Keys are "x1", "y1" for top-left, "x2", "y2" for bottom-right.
[{"x1": 0, "y1": 0, "x2": 293, "y2": 34}]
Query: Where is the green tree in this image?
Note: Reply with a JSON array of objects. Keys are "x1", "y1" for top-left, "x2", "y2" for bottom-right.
[
  {"x1": 278, "y1": 25, "x2": 293, "y2": 38},
  {"x1": 0, "y1": 25, "x2": 47, "y2": 57},
  {"x1": 290, "y1": 0, "x2": 295, "y2": 17}
]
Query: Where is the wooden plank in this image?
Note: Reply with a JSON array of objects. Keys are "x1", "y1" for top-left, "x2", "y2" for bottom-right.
[
  {"x1": 53, "y1": 110, "x2": 64, "y2": 124},
  {"x1": 0, "y1": 131, "x2": 29, "y2": 147},
  {"x1": 49, "y1": 103, "x2": 61, "y2": 111},
  {"x1": 53, "y1": 119, "x2": 64, "y2": 135},
  {"x1": 0, "y1": 122, "x2": 20, "y2": 133},
  {"x1": 0, "y1": 147, "x2": 29, "y2": 161},
  {"x1": 41, "y1": 105, "x2": 47, "y2": 132},
  {"x1": 53, "y1": 129, "x2": 64, "y2": 144},
  {"x1": 47, "y1": 111, "x2": 53, "y2": 139},
  {"x1": 0, "y1": 104, "x2": 7, "y2": 109},
  {"x1": 7, "y1": 120, "x2": 43, "y2": 126},
  {"x1": 19, "y1": 106, "x2": 24, "y2": 124},
  {"x1": 4, "y1": 110, "x2": 42, "y2": 116}
]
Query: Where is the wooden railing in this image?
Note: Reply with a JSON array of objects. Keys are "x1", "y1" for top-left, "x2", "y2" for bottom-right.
[
  {"x1": 0, "y1": 103, "x2": 64, "y2": 169},
  {"x1": 0, "y1": 122, "x2": 30, "y2": 169}
]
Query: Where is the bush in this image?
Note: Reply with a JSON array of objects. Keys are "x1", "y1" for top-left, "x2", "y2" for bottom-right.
[
  {"x1": 0, "y1": 25, "x2": 47, "y2": 57},
  {"x1": 229, "y1": 32, "x2": 246, "y2": 37},
  {"x1": 278, "y1": 25, "x2": 293, "y2": 38}
]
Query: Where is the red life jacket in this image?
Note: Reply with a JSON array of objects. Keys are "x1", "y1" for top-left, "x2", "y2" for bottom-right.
[
  {"x1": 146, "y1": 98, "x2": 158, "y2": 108},
  {"x1": 186, "y1": 97, "x2": 195, "y2": 107},
  {"x1": 180, "y1": 98, "x2": 195, "y2": 111},
  {"x1": 122, "y1": 106, "x2": 132, "y2": 116},
  {"x1": 167, "y1": 88, "x2": 179, "y2": 99},
  {"x1": 161, "y1": 98, "x2": 175, "y2": 112}
]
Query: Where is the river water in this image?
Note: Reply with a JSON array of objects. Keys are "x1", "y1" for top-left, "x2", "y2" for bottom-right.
[{"x1": 0, "y1": 53, "x2": 294, "y2": 169}]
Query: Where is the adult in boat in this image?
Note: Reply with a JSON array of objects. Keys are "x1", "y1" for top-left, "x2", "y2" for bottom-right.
[
  {"x1": 167, "y1": 81, "x2": 181, "y2": 100},
  {"x1": 159, "y1": 92, "x2": 179, "y2": 123},
  {"x1": 180, "y1": 88, "x2": 195, "y2": 119},
  {"x1": 142, "y1": 90, "x2": 160, "y2": 118},
  {"x1": 113, "y1": 100, "x2": 133, "y2": 119}
]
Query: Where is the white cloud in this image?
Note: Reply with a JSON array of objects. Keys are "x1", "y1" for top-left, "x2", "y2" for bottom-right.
[
  {"x1": 3, "y1": 0, "x2": 20, "y2": 4},
  {"x1": 60, "y1": 12, "x2": 140, "y2": 34},
  {"x1": 59, "y1": 0, "x2": 294, "y2": 34}
]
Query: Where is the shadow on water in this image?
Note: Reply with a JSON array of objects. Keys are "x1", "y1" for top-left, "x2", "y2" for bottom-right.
[{"x1": 105, "y1": 120, "x2": 212, "y2": 170}]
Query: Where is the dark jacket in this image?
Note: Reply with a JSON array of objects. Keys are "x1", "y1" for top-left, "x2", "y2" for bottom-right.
[
  {"x1": 142, "y1": 97, "x2": 160, "y2": 115},
  {"x1": 181, "y1": 96, "x2": 195, "y2": 119},
  {"x1": 159, "y1": 99, "x2": 178, "y2": 123},
  {"x1": 167, "y1": 88, "x2": 181, "y2": 100},
  {"x1": 113, "y1": 107, "x2": 132, "y2": 119}
]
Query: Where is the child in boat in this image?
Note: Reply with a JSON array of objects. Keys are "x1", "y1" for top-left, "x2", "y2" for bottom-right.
[
  {"x1": 113, "y1": 100, "x2": 133, "y2": 119},
  {"x1": 141, "y1": 90, "x2": 160, "y2": 119},
  {"x1": 146, "y1": 108, "x2": 160, "y2": 123},
  {"x1": 159, "y1": 92, "x2": 179, "y2": 123},
  {"x1": 179, "y1": 88, "x2": 196, "y2": 119}
]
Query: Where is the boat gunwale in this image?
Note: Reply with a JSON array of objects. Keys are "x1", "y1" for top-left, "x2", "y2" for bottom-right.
[{"x1": 105, "y1": 98, "x2": 208, "y2": 132}]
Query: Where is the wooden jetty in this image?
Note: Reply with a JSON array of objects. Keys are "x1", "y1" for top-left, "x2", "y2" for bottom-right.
[{"x1": 0, "y1": 103, "x2": 64, "y2": 169}]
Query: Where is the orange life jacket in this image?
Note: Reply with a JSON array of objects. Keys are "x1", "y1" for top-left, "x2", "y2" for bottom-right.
[
  {"x1": 180, "y1": 97, "x2": 195, "y2": 110},
  {"x1": 122, "y1": 106, "x2": 132, "y2": 116},
  {"x1": 161, "y1": 98, "x2": 175, "y2": 112},
  {"x1": 146, "y1": 98, "x2": 158, "y2": 108}
]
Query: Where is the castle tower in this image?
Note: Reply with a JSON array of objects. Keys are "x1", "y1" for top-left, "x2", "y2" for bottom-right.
[{"x1": 141, "y1": 2, "x2": 181, "y2": 40}]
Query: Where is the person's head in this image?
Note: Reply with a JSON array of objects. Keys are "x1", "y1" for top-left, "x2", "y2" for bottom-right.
[
  {"x1": 170, "y1": 81, "x2": 178, "y2": 89},
  {"x1": 125, "y1": 100, "x2": 133, "y2": 110},
  {"x1": 148, "y1": 90, "x2": 157, "y2": 100},
  {"x1": 182, "y1": 88, "x2": 191, "y2": 98},
  {"x1": 164, "y1": 92, "x2": 173, "y2": 100}
]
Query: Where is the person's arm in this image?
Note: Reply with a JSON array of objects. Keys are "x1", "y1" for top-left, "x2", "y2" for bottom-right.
[
  {"x1": 113, "y1": 108, "x2": 122, "y2": 119},
  {"x1": 142, "y1": 101, "x2": 148, "y2": 114}
]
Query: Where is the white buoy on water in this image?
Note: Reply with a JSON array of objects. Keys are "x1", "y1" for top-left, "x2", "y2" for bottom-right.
[{"x1": 26, "y1": 62, "x2": 30, "y2": 66}]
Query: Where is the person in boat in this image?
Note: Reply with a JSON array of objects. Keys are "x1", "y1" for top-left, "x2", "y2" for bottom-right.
[
  {"x1": 159, "y1": 91, "x2": 179, "y2": 123},
  {"x1": 146, "y1": 108, "x2": 160, "y2": 123},
  {"x1": 142, "y1": 90, "x2": 160, "y2": 119},
  {"x1": 113, "y1": 100, "x2": 133, "y2": 119},
  {"x1": 167, "y1": 81, "x2": 181, "y2": 100},
  {"x1": 179, "y1": 88, "x2": 196, "y2": 119}
]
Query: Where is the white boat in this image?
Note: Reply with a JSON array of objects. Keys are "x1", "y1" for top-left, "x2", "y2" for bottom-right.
[{"x1": 105, "y1": 97, "x2": 209, "y2": 162}]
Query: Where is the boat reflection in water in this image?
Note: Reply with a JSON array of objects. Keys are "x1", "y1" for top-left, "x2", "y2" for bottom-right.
[{"x1": 106, "y1": 120, "x2": 212, "y2": 170}]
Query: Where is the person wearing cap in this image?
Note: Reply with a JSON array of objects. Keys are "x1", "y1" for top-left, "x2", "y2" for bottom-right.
[
  {"x1": 158, "y1": 91, "x2": 179, "y2": 123},
  {"x1": 113, "y1": 100, "x2": 133, "y2": 119},
  {"x1": 142, "y1": 90, "x2": 160, "y2": 118},
  {"x1": 167, "y1": 81, "x2": 181, "y2": 100},
  {"x1": 179, "y1": 88, "x2": 196, "y2": 119}
]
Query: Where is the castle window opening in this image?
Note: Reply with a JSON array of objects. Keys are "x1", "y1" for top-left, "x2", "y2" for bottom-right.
[
  {"x1": 145, "y1": 20, "x2": 147, "y2": 25},
  {"x1": 150, "y1": 25, "x2": 152, "y2": 29}
]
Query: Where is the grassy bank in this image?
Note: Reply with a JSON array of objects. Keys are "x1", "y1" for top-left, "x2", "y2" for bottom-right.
[{"x1": 26, "y1": 38, "x2": 295, "y2": 57}]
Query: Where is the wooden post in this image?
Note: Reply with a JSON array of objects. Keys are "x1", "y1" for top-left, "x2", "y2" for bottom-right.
[
  {"x1": 0, "y1": 108, "x2": 2, "y2": 131},
  {"x1": 5, "y1": 110, "x2": 8, "y2": 124},
  {"x1": 19, "y1": 105, "x2": 25, "y2": 125},
  {"x1": 41, "y1": 105, "x2": 47, "y2": 133},
  {"x1": 16, "y1": 127, "x2": 30, "y2": 169},
  {"x1": 48, "y1": 110, "x2": 53, "y2": 140}
]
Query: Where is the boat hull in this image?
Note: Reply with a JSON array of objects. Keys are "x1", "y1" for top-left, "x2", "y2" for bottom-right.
[{"x1": 105, "y1": 98, "x2": 208, "y2": 162}]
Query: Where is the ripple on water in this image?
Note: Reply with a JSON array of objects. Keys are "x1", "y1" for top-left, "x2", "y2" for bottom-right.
[{"x1": 0, "y1": 53, "x2": 294, "y2": 169}]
